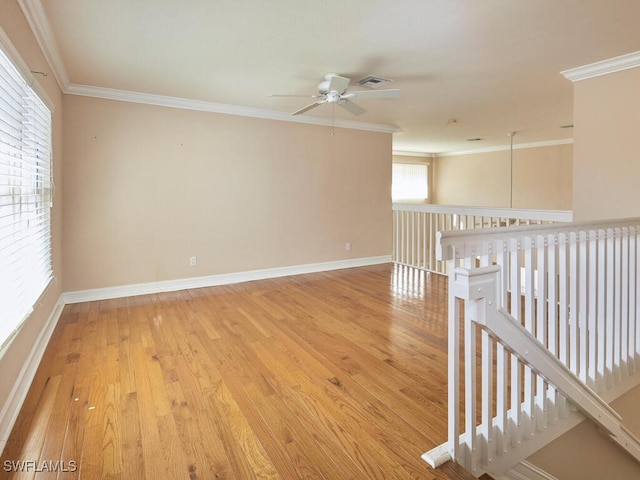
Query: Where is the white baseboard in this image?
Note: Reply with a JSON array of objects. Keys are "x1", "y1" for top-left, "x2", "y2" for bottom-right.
[
  {"x1": 0, "y1": 295, "x2": 65, "y2": 458},
  {"x1": 63, "y1": 255, "x2": 391, "y2": 304}
]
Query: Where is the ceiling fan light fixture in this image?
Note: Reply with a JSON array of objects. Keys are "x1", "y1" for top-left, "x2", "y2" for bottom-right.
[
  {"x1": 272, "y1": 73, "x2": 400, "y2": 116},
  {"x1": 326, "y1": 91, "x2": 341, "y2": 103}
]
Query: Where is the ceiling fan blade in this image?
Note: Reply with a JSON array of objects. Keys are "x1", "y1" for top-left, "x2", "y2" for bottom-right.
[
  {"x1": 327, "y1": 74, "x2": 350, "y2": 94},
  {"x1": 292, "y1": 100, "x2": 326, "y2": 115},
  {"x1": 338, "y1": 99, "x2": 367, "y2": 116},
  {"x1": 342, "y1": 88, "x2": 401, "y2": 99},
  {"x1": 268, "y1": 94, "x2": 322, "y2": 98}
]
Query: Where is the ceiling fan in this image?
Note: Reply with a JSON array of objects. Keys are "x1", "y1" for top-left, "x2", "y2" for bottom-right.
[{"x1": 269, "y1": 73, "x2": 401, "y2": 116}]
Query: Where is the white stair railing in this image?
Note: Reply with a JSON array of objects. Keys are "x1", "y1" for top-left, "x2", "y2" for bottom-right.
[
  {"x1": 392, "y1": 204, "x2": 572, "y2": 274},
  {"x1": 423, "y1": 218, "x2": 640, "y2": 477}
]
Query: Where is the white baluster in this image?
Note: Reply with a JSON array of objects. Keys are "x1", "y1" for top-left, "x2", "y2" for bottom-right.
[
  {"x1": 422, "y1": 211, "x2": 428, "y2": 270},
  {"x1": 597, "y1": 229, "x2": 607, "y2": 393},
  {"x1": 496, "y1": 245, "x2": 509, "y2": 456},
  {"x1": 536, "y1": 234, "x2": 549, "y2": 432},
  {"x1": 587, "y1": 230, "x2": 598, "y2": 389},
  {"x1": 628, "y1": 226, "x2": 637, "y2": 372},
  {"x1": 524, "y1": 237, "x2": 535, "y2": 439},
  {"x1": 621, "y1": 226, "x2": 630, "y2": 379},
  {"x1": 481, "y1": 329, "x2": 494, "y2": 467},
  {"x1": 448, "y1": 264, "x2": 461, "y2": 463},
  {"x1": 569, "y1": 231, "x2": 579, "y2": 376},
  {"x1": 546, "y1": 233, "x2": 559, "y2": 423},
  {"x1": 558, "y1": 232, "x2": 569, "y2": 416},
  {"x1": 579, "y1": 231, "x2": 588, "y2": 384},
  {"x1": 429, "y1": 211, "x2": 435, "y2": 272},
  {"x1": 606, "y1": 228, "x2": 615, "y2": 388},
  {"x1": 614, "y1": 227, "x2": 622, "y2": 383},
  {"x1": 509, "y1": 238, "x2": 522, "y2": 446}
]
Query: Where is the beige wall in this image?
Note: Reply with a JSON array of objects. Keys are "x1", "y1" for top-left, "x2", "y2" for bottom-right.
[
  {"x1": 528, "y1": 384, "x2": 640, "y2": 479},
  {"x1": 62, "y1": 95, "x2": 392, "y2": 291},
  {"x1": 433, "y1": 143, "x2": 573, "y2": 210},
  {"x1": 572, "y1": 66, "x2": 640, "y2": 221},
  {"x1": 0, "y1": 0, "x2": 64, "y2": 443}
]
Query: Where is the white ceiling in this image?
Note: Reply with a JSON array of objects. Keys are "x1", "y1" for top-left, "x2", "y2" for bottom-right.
[{"x1": 24, "y1": 0, "x2": 640, "y2": 154}]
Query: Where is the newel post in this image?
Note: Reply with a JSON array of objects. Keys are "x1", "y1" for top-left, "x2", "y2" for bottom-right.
[{"x1": 444, "y1": 265, "x2": 501, "y2": 474}]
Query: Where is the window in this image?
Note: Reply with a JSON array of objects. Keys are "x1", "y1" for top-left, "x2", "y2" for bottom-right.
[
  {"x1": 0, "y1": 39, "x2": 52, "y2": 348},
  {"x1": 392, "y1": 162, "x2": 428, "y2": 201}
]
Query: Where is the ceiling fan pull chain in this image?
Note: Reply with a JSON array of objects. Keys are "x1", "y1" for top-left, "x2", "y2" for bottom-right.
[{"x1": 332, "y1": 103, "x2": 335, "y2": 136}]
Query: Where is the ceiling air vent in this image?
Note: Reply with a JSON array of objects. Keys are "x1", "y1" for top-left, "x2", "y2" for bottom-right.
[{"x1": 354, "y1": 75, "x2": 392, "y2": 89}]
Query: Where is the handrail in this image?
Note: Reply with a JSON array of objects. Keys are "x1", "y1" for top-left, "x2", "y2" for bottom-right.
[
  {"x1": 392, "y1": 203, "x2": 573, "y2": 223},
  {"x1": 437, "y1": 217, "x2": 640, "y2": 261},
  {"x1": 424, "y1": 216, "x2": 640, "y2": 477},
  {"x1": 490, "y1": 304, "x2": 640, "y2": 464},
  {"x1": 392, "y1": 204, "x2": 572, "y2": 274}
]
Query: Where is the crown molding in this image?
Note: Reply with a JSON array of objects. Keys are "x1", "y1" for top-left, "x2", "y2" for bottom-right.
[
  {"x1": 18, "y1": 0, "x2": 396, "y2": 134},
  {"x1": 561, "y1": 51, "x2": 640, "y2": 82},
  {"x1": 392, "y1": 150, "x2": 433, "y2": 158},
  {"x1": 437, "y1": 138, "x2": 574, "y2": 157},
  {"x1": 17, "y1": 0, "x2": 69, "y2": 90},
  {"x1": 65, "y1": 83, "x2": 398, "y2": 134}
]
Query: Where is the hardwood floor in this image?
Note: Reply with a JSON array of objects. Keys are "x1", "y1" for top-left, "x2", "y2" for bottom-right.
[{"x1": 1, "y1": 263, "x2": 477, "y2": 479}]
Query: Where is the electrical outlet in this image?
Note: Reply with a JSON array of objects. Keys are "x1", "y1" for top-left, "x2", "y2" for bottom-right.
[
  {"x1": 346, "y1": 242, "x2": 352, "y2": 252},
  {"x1": 189, "y1": 256, "x2": 197, "y2": 267}
]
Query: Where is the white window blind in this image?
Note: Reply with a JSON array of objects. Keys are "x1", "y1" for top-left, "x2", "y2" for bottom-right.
[
  {"x1": 0, "y1": 43, "x2": 52, "y2": 348},
  {"x1": 392, "y1": 163, "x2": 428, "y2": 200}
]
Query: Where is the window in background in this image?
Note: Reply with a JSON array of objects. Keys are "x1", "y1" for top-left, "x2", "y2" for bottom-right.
[
  {"x1": 0, "y1": 39, "x2": 53, "y2": 349},
  {"x1": 392, "y1": 163, "x2": 428, "y2": 201}
]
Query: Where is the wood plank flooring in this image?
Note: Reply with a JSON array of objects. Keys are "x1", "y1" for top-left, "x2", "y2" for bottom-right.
[{"x1": 1, "y1": 263, "x2": 477, "y2": 479}]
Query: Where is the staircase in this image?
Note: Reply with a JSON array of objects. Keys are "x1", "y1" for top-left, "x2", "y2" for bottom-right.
[{"x1": 422, "y1": 218, "x2": 640, "y2": 478}]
